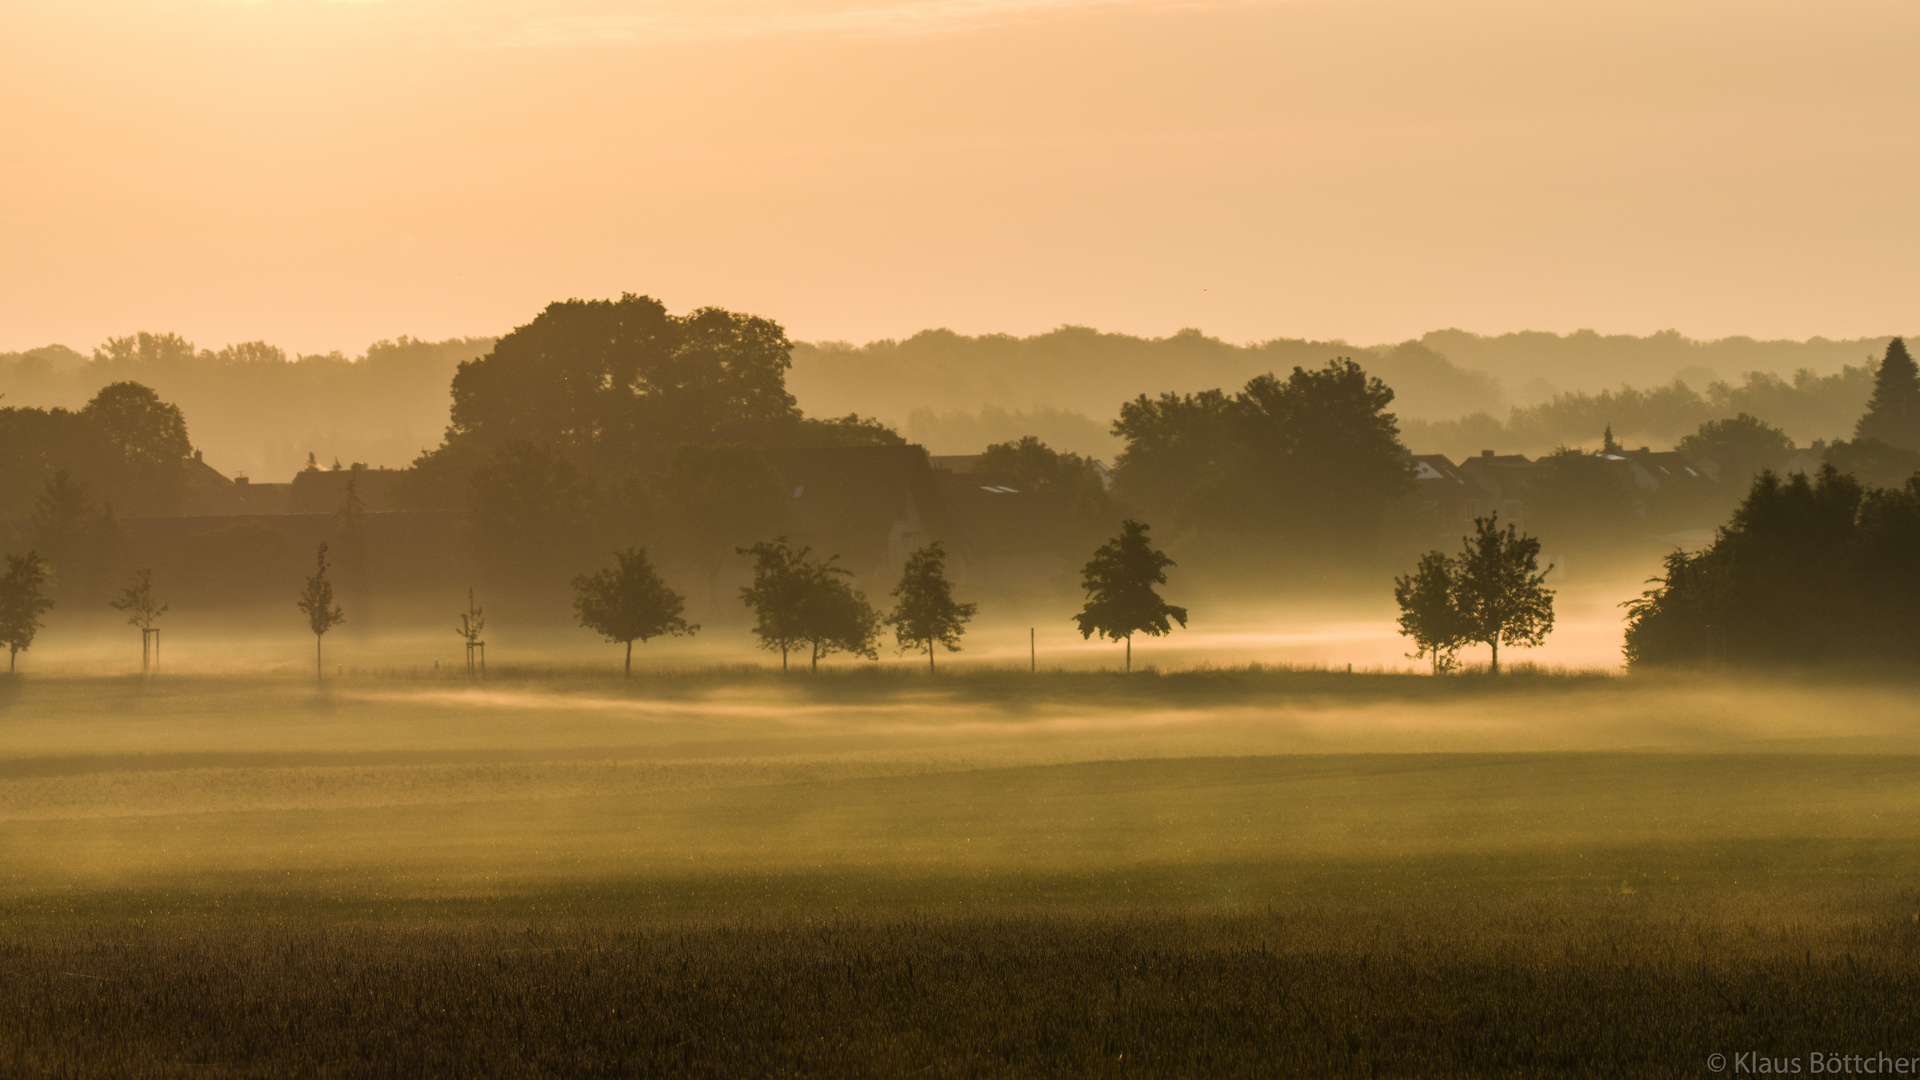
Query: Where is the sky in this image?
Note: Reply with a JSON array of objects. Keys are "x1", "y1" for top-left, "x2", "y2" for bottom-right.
[{"x1": 1, "y1": 0, "x2": 1915, "y2": 356}]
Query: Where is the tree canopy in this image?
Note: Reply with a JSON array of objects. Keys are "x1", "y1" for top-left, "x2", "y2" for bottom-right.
[
  {"x1": 1111, "y1": 359, "x2": 1410, "y2": 551},
  {"x1": 1625, "y1": 467, "x2": 1920, "y2": 667}
]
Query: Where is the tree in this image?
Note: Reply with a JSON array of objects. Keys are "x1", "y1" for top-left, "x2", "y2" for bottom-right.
[
  {"x1": 109, "y1": 567, "x2": 167, "y2": 674},
  {"x1": 465, "y1": 441, "x2": 597, "y2": 587},
  {"x1": 1856, "y1": 337, "x2": 1920, "y2": 451},
  {"x1": 1393, "y1": 551, "x2": 1469, "y2": 674},
  {"x1": 1074, "y1": 520, "x2": 1187, "y2": 672},
  {"x1": 296, "y1": 543, "x2": 346, "y2": 679},
  {"x1": 738, "y1": 538, "x2": 879, "y2": 672},
  {"x1": 79, "y1": 381, "x2": 192, "y2": 515},
  {"x1": 659, "y1": 444, "x2": 785, "y2": 617},
  {"x1": 885, "y1": 542, "x2": 977, "y2": 672},
  {"x1": 456, "y1": 588, "x2": 486, "y2": 676},
  {"x1": 1824, "y1": 437, "x2": 1920, "y2": 490},
  {"x1": 1452, "y1": 514, "x2": 1554, "y2": 674},
  {"x1": 1110, "y1": 359, "x2": 1411, "y2": 550},
  {"x1": 1678, "y1": 413, "x2": 1795, "y2": 481},
  {"x1": 0, "y1": 551, "x2": 55, "y2": 673},
  {"x1": 572, "y1": 548, "x2": 696, "y2": 677}
]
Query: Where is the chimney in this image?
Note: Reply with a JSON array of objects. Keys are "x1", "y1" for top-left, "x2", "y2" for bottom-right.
[
  {"x1": 1480, "y1": 449, "x2": 1494, "y2": 458},
  {"x1": 1638, "y1": 446, "x2": 1650, "y2": 453},
  {"x1": 193, "y1": 449, "x2": 203, "y2": 462},
  {"x1": 1812, "y1": 439, "x2": 1827, "y2": 451}
]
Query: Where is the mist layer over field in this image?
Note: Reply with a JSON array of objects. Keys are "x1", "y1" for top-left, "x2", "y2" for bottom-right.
[{"x1": 3, "y1": 667, "x2": 1915, "y2": 905}]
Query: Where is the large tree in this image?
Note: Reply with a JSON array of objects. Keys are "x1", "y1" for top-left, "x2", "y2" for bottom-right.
[
  {"x1": 1856, "y1": 337, "x2": 1920, "y2": 451},
  {"x1": 884, "y1": 542, "x2": 977, "y2": 673},
  {"x1": 1452, "y1": 514, "x2": 1554, "y2": 674},
  {"x1": 1678, "y1": 413, "x2": 1796, "y2": 481},
  {"x1": 1074, "y1": 520, "x2": 1187, "y2": 673},
  {"x1": 1111, "y1": 359, "x2": 1411, "y2": 549},
  {"x1": 423, "y1": 295, "x2": 802, "y2": 484},
  {"x1": 572, "y1": 548, "x2": 696, "y2": 677}
]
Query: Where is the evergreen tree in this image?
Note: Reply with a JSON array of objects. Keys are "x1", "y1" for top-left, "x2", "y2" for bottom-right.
[
  {"x1": 0, "y1": 551, "x2": 55, "y2": 673},
  {"x1": 1393, "y1": 551, "x2": 1469, "y2": 674},
  {"x1": 296, "y1": 543, "x2": 345, "y2": 679},
  {"x1": 1453, "y1": 514, "x2": 1554, "y2": 674},
  {"x1": 572, "y1": 548, "x2": 695, "y2": 676},
  {"x1": 1074, "y1": 520, "x2": 1187, "y2": 673},
  {"x1": 1856, "y1": 337, "x2": 1920, "y2": 451},
  {"x1": 884, "y1": 542, "x2": 977, "y2": 673}
]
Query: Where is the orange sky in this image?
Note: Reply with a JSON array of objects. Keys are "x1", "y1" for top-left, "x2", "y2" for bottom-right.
[{"x1": 2, "y1": 0, "x2": 1915, "y2": 356}]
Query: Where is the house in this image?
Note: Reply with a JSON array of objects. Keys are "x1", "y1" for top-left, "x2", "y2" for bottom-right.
[
  {"x1": 180, "y1": 450, "x2": 293, "y2": 515},
  {"x1": 288, "y1": 464, "x2": 409, "y2": 514},
  {"x1": 1405, "y1": 453, "x2": 1478, "y2": 536},
  {"x1": 1455, "y1": 450, "x2": 1544, "y2": 527}
]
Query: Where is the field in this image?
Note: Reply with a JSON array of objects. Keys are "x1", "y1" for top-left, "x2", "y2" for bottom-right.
[{"x1": 4, "y1": 667, "x2": 1920, "y2": 1076}]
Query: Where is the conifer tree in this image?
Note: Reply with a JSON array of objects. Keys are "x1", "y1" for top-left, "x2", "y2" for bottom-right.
[{"x1": 1856, "y1": 337, "x2": 1920, "y2": 451}]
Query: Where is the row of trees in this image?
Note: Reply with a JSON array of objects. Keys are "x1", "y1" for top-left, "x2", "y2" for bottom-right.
[{"x1": 572, "y1": 520, "x2": 1186, "y2": 676}]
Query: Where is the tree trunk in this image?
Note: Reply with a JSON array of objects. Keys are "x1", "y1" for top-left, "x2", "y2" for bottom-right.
[
  {"x1": 1489, "y1": 638, "x2": 1499, "y2": 675},
  {"x1": 625, "y1": 640, "x2": 633, "y2": 678},
  {"x1": 1125, "y1": 636, "x2": 1131, "y2": 674},
  {"x1": 811, "y1": 641, "x2": 819, "y2": 673},
  {"x1": 315, "y1": 635, "x2": 323, "y2": 681},
  {"x1": 928, "y1": 639, "x2": 936, "y2": 674},
  {"x1": 781, "y1": 645, "x2": 788, "y2": 672}
]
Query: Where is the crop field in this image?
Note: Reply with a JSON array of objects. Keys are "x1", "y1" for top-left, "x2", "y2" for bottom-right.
[{"x1": 4, "y1": 668, "x2": 1920, "y2": 1076}]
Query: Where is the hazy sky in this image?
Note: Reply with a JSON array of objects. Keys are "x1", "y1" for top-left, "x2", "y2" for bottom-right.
[{"x1": 2, "y1": 0, "x2": 1915, "y2": 355}]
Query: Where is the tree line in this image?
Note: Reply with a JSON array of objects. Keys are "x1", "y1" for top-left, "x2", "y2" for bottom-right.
[{"x1": 0, "y1": 520, "x2": 1190, "y2": 678}]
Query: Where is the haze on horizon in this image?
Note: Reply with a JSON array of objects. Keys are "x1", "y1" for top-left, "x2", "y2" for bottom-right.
[{"x1": 2, "y1": 0, "x2": 1916, "y2": 356}]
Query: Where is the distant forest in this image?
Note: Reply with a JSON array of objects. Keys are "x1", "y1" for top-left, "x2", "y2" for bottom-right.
[{"x1": 1, "y1": 324, "x2": 1901, "y2": 480}]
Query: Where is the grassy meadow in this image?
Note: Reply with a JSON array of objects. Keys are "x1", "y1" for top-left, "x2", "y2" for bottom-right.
[{"x1": 4, "y1": 666, "x2": 1920, "y2": 1076}]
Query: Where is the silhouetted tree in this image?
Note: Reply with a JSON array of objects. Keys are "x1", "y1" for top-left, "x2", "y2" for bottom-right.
[
  {"x1": 78, "y1": 381, "x2": 192, "y2": 515},
  {"x1": 1856, "y1": 337, "x2": 1920, "y2": 451},
  {"x1": 1111, "y1": 359, "x2": 1410, "y2": 550},
  {"x1": 1393, "y1": 551, "x2": 1469, "y2": 674},
  {"x1": 1074, "y1": 520, "x2": 1187, "y2": 672},
  {"x1": 0, "y1": 551, "x2": 54, "y2": 672},
  {"x1": 1678, "y1": 413, "x2": 1795, "y2": 481},
  {"x1": 885, "y1": 542, "x2": 977, "y2": 673},
  {"x1": 1453, "y1": 514, "x2": 1554, "y2": 674},
  {"x1": 1823, "y1": 437, "x2": 1920, "y2": 489},
  {"x1": 1625, "y1": 467, "x2": 1920, "y2": 667},
  {"x1": 738, "y1": 538, "x2": 878, "y2": 672},
  {"x1": 109, "y1": 567, "x2": 167, "y2": 674},
  {"x1": 572, "y1": 548, "x2": 695, "y2": 677},
  {"x1": 419, "y1": 295, "x2": 802, "y2": 490},
  {"x1": 296, "y1": 543, "x2": 345, "y2": 679},
  {"x1": 660, "y1": 444, "x2": 785, "y2": 617}
]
